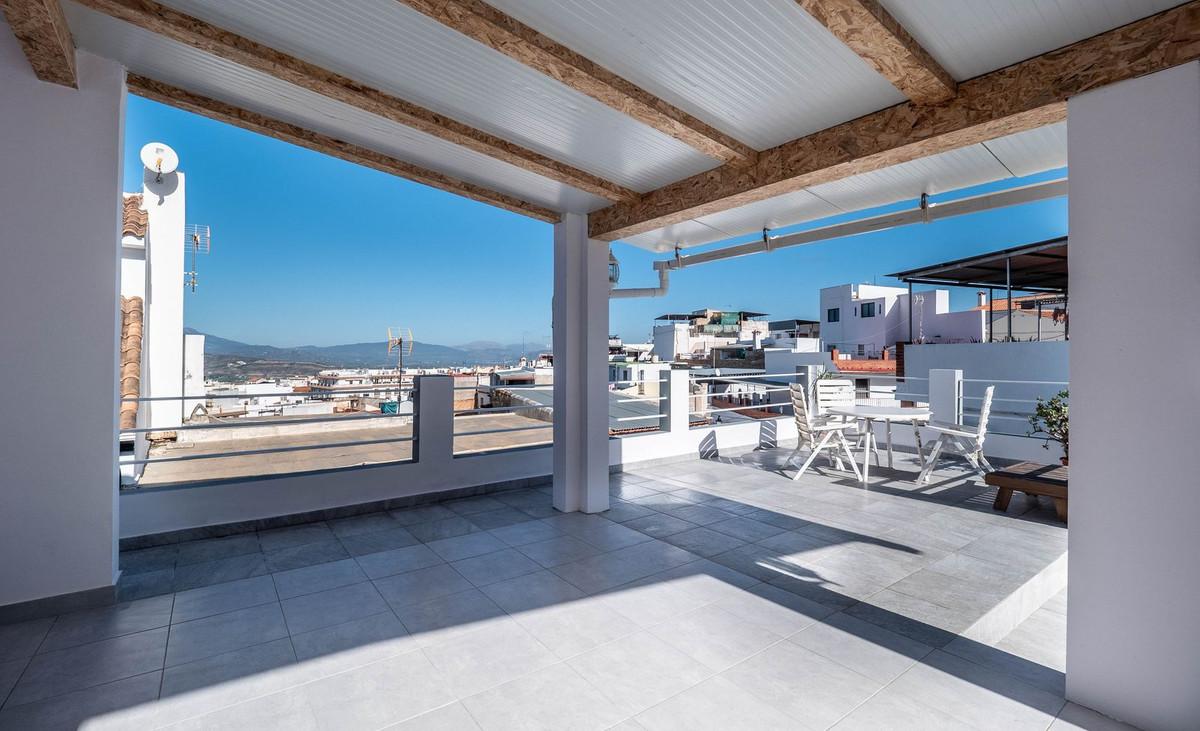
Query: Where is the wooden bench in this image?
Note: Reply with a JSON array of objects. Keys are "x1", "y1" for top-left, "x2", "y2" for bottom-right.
[{"x1": 985, "y1": 461, "x2": 1068, "y2": 523}]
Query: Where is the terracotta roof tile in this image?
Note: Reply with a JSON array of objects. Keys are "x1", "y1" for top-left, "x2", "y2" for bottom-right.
[
  {"x1": 119, "y1": 296, "x2": 143, "y2": 430},
  {"x1": 122, "y1": 194, "x2": 147, "y2": 238}
]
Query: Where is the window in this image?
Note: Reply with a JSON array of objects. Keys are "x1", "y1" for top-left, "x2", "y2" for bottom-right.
[
  {"x1": 861, "y1": 302, "x2": 877, "y2": 318},
  {"x1": 826, "y1": 308, "x2": 840, "y2": 323}
]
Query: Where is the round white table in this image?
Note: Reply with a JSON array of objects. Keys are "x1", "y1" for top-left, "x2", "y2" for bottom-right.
[{"x1": 829, "y1": 405, "x2": 931, "y2": 483}]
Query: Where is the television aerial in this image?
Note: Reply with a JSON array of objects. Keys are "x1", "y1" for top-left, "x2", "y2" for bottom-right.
[
  {"x1": 387, "y1": 327, "x2": 414, "y2": 371},
  {"x1": 184, "y1": 224, "x2": 211, "y2": 293},
  {"x1": 140, "y1": 142, "x2": 178, "y2": 183}
]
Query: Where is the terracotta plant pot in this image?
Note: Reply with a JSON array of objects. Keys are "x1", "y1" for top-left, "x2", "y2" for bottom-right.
[{"x1": 1060, "y1": 457, "x2": 1069, "y2": 466}]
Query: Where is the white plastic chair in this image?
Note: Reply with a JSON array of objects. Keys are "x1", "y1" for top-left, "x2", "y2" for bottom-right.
[
  {"x1": 787, "y1": 383, "x2": 861, "y2": 481},
  {"x1": 917, "y1": 385, "x2": 996, "y2": 483},
  {"x1": 815, "y1": 378, "x2": 879, "y2": 466}
]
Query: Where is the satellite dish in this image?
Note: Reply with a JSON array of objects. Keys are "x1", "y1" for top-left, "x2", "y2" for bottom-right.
[{"x1": 140, "y1": 142, "x2": 179, "y2": 180}]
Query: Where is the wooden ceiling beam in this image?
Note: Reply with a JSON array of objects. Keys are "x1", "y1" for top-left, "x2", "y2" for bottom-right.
[
  {"x1": 796, "y1": 0, "x2": 955, "y2": 104},
  {"x1": 590, "y1": 2, "x2": 1200, "y2": 241},
  {"x1": 396, "y1": 0, "x2": 757, "y2": 164},
  {"x1": 1, "y1": 0, "x2": 77, "y2": 87},
  {"x1": 127, "y1": 75, "x2": 560, "y2": 223},
  {"x1": 75, "y1": 0, "x2": 639, "y2": 204}
]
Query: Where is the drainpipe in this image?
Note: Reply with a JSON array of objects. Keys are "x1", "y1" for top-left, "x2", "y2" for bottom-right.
[{"x1": 609, "y1": 260, "x2": 671, "y2": 299}]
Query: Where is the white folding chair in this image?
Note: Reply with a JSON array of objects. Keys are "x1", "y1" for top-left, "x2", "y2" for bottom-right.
[
  {"x1": 786, "y1": 384, "x2": 861, "y2": 481},
  {"x1": 917, "y1": 385, "x2": 996, "y2": 483},
  {"x1": 814, "y1": 378, "x2": 879, "y2": 466}
]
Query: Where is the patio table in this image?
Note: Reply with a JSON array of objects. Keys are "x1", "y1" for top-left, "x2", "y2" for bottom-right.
[{"x1": 828, "y1": 404, "x2": 930, "y2": 483}]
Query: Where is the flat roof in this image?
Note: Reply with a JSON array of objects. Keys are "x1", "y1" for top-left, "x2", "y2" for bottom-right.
[{"x1": 888, "y1": 237, "x2": 1068, "y2": 293}]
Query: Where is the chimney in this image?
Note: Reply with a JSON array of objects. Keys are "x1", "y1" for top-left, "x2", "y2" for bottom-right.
[
  {"x1": 753, "y1": 331, "x2": 762, "y2": 349},
  {"x1": 830, "y1": 347, "x2": 840, "y2": 361},
  {"x1": 881, "y1": 347, "x2": 890, "y2": 361},
  {"x1": 977, "y1": 291, "x2": 987, "y2": 308}
]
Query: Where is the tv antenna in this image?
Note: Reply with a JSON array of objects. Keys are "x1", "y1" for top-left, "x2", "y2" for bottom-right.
[
  {"x1": 387, "y1": 327, "x2": 414, "y2": 371},
  {"x1": 184, "y1": 224, "x2": 210, "y2": 292}
]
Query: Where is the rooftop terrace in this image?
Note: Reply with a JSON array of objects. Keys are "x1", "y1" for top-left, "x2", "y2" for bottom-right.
[{"x1": 0, "y1": 449, "x2": 1099, "y2": 730}]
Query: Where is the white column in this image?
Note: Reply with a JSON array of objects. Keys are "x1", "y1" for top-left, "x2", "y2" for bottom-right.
[
  {"x1": 552, "y1": 213, "x2": 610, "y2": 513},
  {"x1": 143, "y1": 168, "x2": 187, "y2": 429},
  {"x1": 414, "y1": 374, "x2": 453, "y2": 469},
  {"x1": 1066, "y1": 61, "x2": 1200, "y2": 730},
  {"x1": 0, "y1": 36, "x2": 126, "y2": 607},
  {"x1": 927, "y1": 369, "x2": 962, "y2": 425}
]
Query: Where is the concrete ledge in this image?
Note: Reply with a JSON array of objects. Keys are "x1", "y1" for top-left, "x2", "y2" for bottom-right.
[{"x1": 963, "y1": 551, "x2": 1069, "y2": 644}]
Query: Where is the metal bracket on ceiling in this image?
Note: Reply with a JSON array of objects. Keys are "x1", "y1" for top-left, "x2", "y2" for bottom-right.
[
  {"x1": 673, "y1": 243, "x2": 683, "y2": 269},
  {"x1": 920, "y1": 192, "x2": 930, "y2": 223},
  {"x1": 762, "y1": 227, "x2": 773, "y2": 252}
]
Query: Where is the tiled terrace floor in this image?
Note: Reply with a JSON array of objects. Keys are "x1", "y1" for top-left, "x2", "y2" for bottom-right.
[{"x1": 0, "y1": 448, "x2": 1131, "y2": 730}]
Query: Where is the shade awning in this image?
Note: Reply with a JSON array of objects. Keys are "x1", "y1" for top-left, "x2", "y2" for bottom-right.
[{"x1": 888, "y1": 237, "x2": 1068, "y2": 293}]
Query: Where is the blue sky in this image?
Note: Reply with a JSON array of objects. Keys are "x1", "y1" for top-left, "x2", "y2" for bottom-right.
[{"x1": 125, "y1": 96, "x2": 1066, "y2": 348}]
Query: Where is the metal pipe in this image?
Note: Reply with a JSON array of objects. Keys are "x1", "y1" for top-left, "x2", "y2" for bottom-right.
[
  {"x1": 1006, "y1": 256, "x2": 1013, "y2": 342},
  {"x1": 609, "y1": 260, "x2": 670, "y2": 299},
  {"x1": 657, "y1": 178, "x2": 1067, "y2": 273}
]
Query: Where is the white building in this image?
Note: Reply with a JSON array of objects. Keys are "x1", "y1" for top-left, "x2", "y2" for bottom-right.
[
  {"x1": 819, "y1": 283, "x2": 986, "y2": 356},
  {"x1": 651, "y1": 309, "x2": 770, "y2": 363}
]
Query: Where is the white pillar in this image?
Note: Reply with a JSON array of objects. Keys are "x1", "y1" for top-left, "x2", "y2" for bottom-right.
[
  {"x1": 552, "y1": 213, "x2": 609, "y2": 513},
  {"x1": 414, "y1": 374, "x2": 453, "y2": 469},
  {"x1": 927, "y1": 369, "x2": 962, "y2": 425},
  {"x1": 143, "y1": 167, "x2": 187, "y2": 429},
  {"x1": 1066, "y1": 61, "x2": 1200, "y2": 730},
  {"x1": 0, "y1": 36, "x2": 126, "y2": 608}
]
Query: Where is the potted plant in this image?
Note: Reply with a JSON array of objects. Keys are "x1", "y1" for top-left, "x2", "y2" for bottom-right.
[{"x1": 1028, "y1": 389, "x2": 1069, "y2": 465}]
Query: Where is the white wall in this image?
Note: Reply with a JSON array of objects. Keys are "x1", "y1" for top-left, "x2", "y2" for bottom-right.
[
  {"x1": 0, "y1": 35, "x2": 125, "y2": 606},
  {"x1": 143, "y1": 169, "x2": 187, "y2": 430},
  {"x1": 1066, "y1": 62, "x2": 1200, "y2": 730},
  {"x1": 183, "y1": 332, "x2": 205, "y2": 418}
]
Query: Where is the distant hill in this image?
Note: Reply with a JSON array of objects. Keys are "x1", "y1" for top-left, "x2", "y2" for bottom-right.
[{"x1": 189, "y1": 328, "x2": 546, "y2": 369}]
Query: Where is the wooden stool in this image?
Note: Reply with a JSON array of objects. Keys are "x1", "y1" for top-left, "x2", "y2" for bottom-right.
[{"x1": 985, "y1": 461, "x2": 1068, "y2": 523}]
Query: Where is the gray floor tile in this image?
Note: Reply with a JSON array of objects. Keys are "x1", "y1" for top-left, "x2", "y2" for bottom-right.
[
  {"x1": 461, "y1": 663, "x2": 625, "y2": 731},
  {"x1": 487, "y1": 519, "x2": 563, "y2": 547},
  {"x1": 0, "y1": 670, "x2": 161, "y2": 731},
  {"x1": 660, "y1": 503, "x2": 738, "y2": 526},
  {"x1": 943, "y1": 633, "x2": 1065, "y2": 696},
  {"x1": 426, "y1": 532, "x2": 508, "y2": 562},
  {"x1": 355, "y1": 543, "x2": 444, "y2": 580},
  {"x1": 161, "y1": 637, "x2": 295, "y2": 698},
  {"x1": 117, "y1": 567, "x2": 176, "y2": 602},
  {"x1": 661, "y1": 526, "x2": 747, "y2": 557},
  {"x1": 165, "y1": 684, "x2": 316, "y2": 730},
  {"x1": 516, "y1": 535, "x2": 605, "y2": 568},
  {"x1": 465, "y1": 507, "x2": 535, "y2": 531},
  {"x1": 445, "y1": 496, "x2": 508, "y2": 515},
  {"x1": 302, "y1": 650, "x2": 456, "y2": 730},
  {"x1": 451, "y1": 548, "x2": 541, "y2": 588},
  {"x1": 624, "y1": 514, "x2": 698, "y2": 539},
  {"x1": 790, "y1": 611, "x2": 932, "y2": 684},
  {"x1": 649, "y1": 604, "x2": 783, "y2": 672},
  {"x1": 172, "y1": 552, "x2": 270, "y2": 592},
  {"x1": 257, "y1": 522, "x2": 335, "y2": 553},
  {"x1": 722, "y1": 639, "x2": 882, "y2": 729},
  {"x1": 119, "y1": 544, "x2": 179, "y2": 575},
  {"x1": 290, "y1": 611, "x2": 414, "y2": 669},
  {"x1": 339, "y1": 526, "x2": 420, "y2": 556},
  {"x1": 280, "y1": 580, "x2": 389, "y2": 635},
  {"x1": 0, "y1": 618, "x2": 54, "y2": 662},
  {"x1": 406, "y1": 516, "x2": 482, "y2": 543},
  {"x1": 635, "y1": 675, "x2": 797, "y2": 731},
  {"x1": 421, "y1": 619, "x2": 558, "y2": 698},
  {"x1": 0, "y1": 659, "x2": 21, "y2": 705},
  {"x1": 831, "y1": 685, "x2": 972, "y2": 730},
  {"x1": 388, "y1": 701, "x2": 481, "y2": 730},
  {"x1": 712, "y1": 582, "x2": 830, "y2": 637},
  {"x1": 599, "y1": 499, "x2": 657, "y2": 523},
  {"x1": 170, "y1": 575, "x2": 277, "y2": 624},
  {"x1": 568, "y1": 630, "x2": 711, "y2": 716},
  {"x1": 166, "y1": 603, "x2": 287, "y2": 667},
  {"x1": 480, "y1": 570, "x2": 586, "y2": 614},
  {"x1": 39, "y1": 594, "x2": 173, "y2": 652},
  {"x1": 175, "y1": 533, "x2": 261, "y2": 566},
  {"x1": 392, "y1": 589, "x2": 507, "y2": 647},
  {"x1": 547, "y1": 514, "x2": 653, "y2": 551},
  {"x1": 374, "y1": 564, "x2": 475, "y2": 610},
  {"x1": 272, "y1": 557, "x2": 367, "y2": 600},
  {"x1": 598, "y1": 579, "x2": 710, "y2": 629},
  {"x1": 264, "y1": 538, "x2": 349, "y2": 572},
  {"x1": 327, "y1": 512, "x2": 400, "y2": 538},
  {"x1": 708, "y1": 516, "x2": 788, "y2": 543},
  {"x1": 8, "y1": 627, "x2": 167, "y2": 706},
  {"x1": 886, "y1": 650, "x2": 1066, "y2": 729},
  {"x1": 1049, "y1": 702, "x2": 1141, "y2": 731},
  {"x1": 512, "y1": 598, "x2": 638, "y2": 659},
  {"x1": 389, "y1": 505, "x2": 457, "y2": 526}
]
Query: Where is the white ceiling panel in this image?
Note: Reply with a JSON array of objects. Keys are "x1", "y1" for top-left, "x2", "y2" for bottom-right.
[
  {"x1": 880, "y1": 0, "x2": 1182, "y2": 81},
  {"x1": 64, "y1": 2, "x2": 611, "y2": 215},
  {"x1": 694, "y1": 191, "x2": 843, "y2": 243},
  {"x1": 806, "y1": 145, "x2": 1012, "y2": 212},
  {"x1": 489, "y1": 0, "x2": 907, "y2": 151},
  {"x1": 151, "y1": 0, "x2": 720, "y2": 193},
  {"x1": 984, "y1": 122, "x2": 1068, "y2": 178}
]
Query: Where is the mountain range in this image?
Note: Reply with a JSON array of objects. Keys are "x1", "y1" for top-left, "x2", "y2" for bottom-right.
[{"x1": 188, "y1": 328, "x2": 547, "y2": 368}]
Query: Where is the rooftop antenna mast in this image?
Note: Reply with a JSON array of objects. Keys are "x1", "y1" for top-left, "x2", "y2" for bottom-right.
[
  {"x1": 387, "y1": 327, "x2": 414, "y2": 372},
  {"x1": 184, "y1": 224, "x2": 210, "y2": 292}
]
